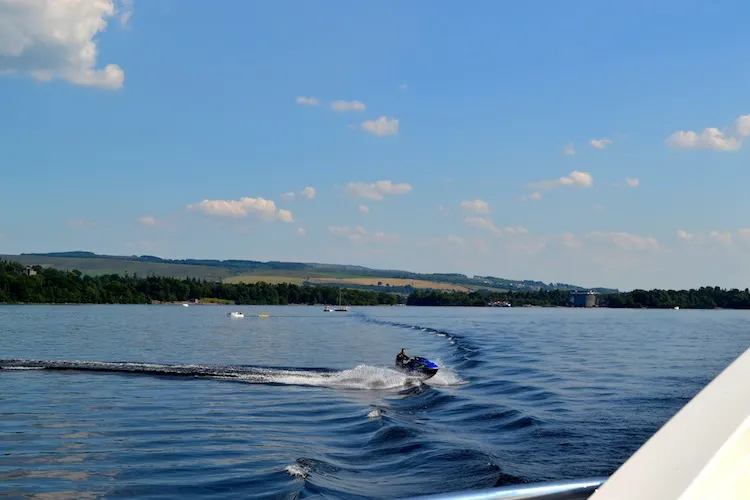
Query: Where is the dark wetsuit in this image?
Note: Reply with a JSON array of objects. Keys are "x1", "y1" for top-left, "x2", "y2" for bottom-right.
[{"x1": 395, "y1": 353, "x2": 409, "y2": 369}]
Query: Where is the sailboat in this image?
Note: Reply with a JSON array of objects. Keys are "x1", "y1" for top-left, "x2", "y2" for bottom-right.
[{"x1": 334, "y1": 289, "x2": 349, "y2": 312}]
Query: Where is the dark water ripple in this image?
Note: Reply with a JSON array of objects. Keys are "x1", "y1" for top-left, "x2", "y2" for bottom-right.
[{"x1": 1, "y1": 305, "x2": 750, "y2": 498}]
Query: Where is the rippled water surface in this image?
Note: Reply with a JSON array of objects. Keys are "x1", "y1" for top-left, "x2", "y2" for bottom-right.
[{"x1": 2, "y1": 305, "x2": 749, "y2": 499}]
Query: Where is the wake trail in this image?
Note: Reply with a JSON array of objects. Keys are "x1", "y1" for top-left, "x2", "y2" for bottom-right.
[
  {"x1": 0, "y1": 359, "x2": 462, "y2": 390},
  {"x1": 352, "y1": 312, "x2": 482, "y2": 363}
]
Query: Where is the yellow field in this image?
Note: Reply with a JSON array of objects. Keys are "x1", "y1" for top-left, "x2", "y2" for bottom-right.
[
  {"x1": 308, "y1": 277, "x2": 470, "y2": 291},
  {"x1": 223, "y1": 275, "x2": 306, "y2": 285}
]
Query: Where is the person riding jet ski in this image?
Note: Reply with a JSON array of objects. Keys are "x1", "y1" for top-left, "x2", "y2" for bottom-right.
[{"x1": 395, "y1": 348, "x2": 410, "y2": 369}]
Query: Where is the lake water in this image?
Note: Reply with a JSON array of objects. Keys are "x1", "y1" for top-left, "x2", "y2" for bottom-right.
[{"x1": 1, "y1": 305, "x2": 749, "y2": 499}]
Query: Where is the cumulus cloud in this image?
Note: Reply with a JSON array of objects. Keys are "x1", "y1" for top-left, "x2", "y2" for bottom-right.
[
  {"x1": 345, "y1": 180, "x2": 412, "y2": 200},
  {"x1": 361, "y1": 116, "x2": 399, "y2": 136},
  {"x1": 459, "y1": 199, "x2": 490, "y2": 214},
  {"x1": 187, "y1": 196, "x2": 293, "y2": 222},
  {"x1": 328, "y1": 225, "x2": 399, "y2": 244},
  {"x1": 328, "y1": 226, "x2": 350, "y2": 235},
  {"x1": 0, "y1": 0, "x2": 127, "y2": 89},
  {"x1": 67, "y1": 218, "x2": 97, "y2": 228},
  {"x1": 590, "y1": 138, "x2": 612, "y2": 149},
  {"x1": 296, "y1": 227, "x2": 306, "y2": 237},
  {"x1": 561, "y1": 232, "x2": 583, "y2": 249},
  {"x1": 358, "y1": 204, "x2": 370, "y2": 214},
  {"x1": 666, "y1": 115, "x2": 750, "y2": 151},
  {"x1": 137, "y1": 215, "x2": 156, "y2": 226},
  {"x1": 677, "y1": 229, "x2": 694, "y2": 240},
  {"x1": 296, "y1": 96, "x2": 319, "y2": 106},
  {"x1": 463, "y1": 217, "x2": 528, "y2": 236},
  {"x1": 563, "y1": 142, "x2": 576, "y2": 155},
  {"x1": 587, "y1": 232, "x2": 660, "y2": 252},
  {"x1": 625, "y1": 177, "x2": 639, "y2": 187},
  {"x1": 280, "y1": 186, "x2": 316, "y2": 201},
  {"x1": 709, "y1": 231, "x2": 733, "y2": 246},
  {"x1": 528, "y1": 171, "x2": 593, "y2": 190},
  {"x1": 519, "y1": 192, "x2": 543, "y2": 201},
  {"x1": 330, "y1": 100, "x2": 365, "y2": 112}
]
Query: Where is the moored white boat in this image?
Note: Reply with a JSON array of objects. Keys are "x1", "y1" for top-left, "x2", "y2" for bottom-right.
[{"x1": 228, "y1": 311, "x2": 244, "y2": 318}]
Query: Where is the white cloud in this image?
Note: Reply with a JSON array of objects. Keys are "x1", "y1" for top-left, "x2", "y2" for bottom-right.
[
  {"x1": 328, "y1": 226, "x2": 350, "y2": 235},
  {"x1": 736, "y1": 115, "x2": 750, "y2": 136},
  {"x1": 677, "y1": 229, "x2": 694, "y2": 240},
  {"x1": 119, "y1": 0, "x2": 133, "y2": 27},
  {"x1": 590, "y1": 138, "x2": 612, "y2": 150},
  {"x1": 528, "y1": 171, "x2": 593, "y2": 190},
  {"x1": 504, "y1": 226, "x2": 529, "y2": 234},
  {"x1": 296, "y1": 96, "x2": 319, "y2": 106},
  {"x1": 625, "y1": 177, "x2": 639, "y2": 187},
  {"x1": 666, "y1": 129, "x2": 740, "y2": 151},
  {"x1": 345, "y1": 180, "x2": 412, "y2": 200},
  {"x1": 463, "y1": 217, "x2": 528, "y2": 237},
  {"x1": 709, "y1": 231, "x2": 733, "y2": 246},
  {"x1": 361, "y1": 116, "x2": 399, "y2": 136},
  {"x1": 296, "y1": 227, "x2": 306, "y2": 237},
  {"x1": 330, "y1": 100, "x2": 365, "y2": 112},
  {"x1": 563, "y1": 142, "x2": 576, "y2": 155},
  {"x1": 358, "y1": 204, "x2": 370, "y2": 214},
  {"x1": 562, "y1": 232, "x2": 583, "y2": 249},
  {"x1": 459, "y1": 199, "x2": 490, "y2": 214},
  {"x1": 137, "y1": 215, "x2": 156, "y2": 226},
  {"x1": 464, "y1": 217, "x2": 499, "y2": 234},
  {"x1": 329, "y1": 225, "x2": 399, "y2": 244},
  {"x1": 187, "y1": 196, "x2": 293, "y2": 222},
  {"x1": 67, "y1": 218, "x2": 97, "y2": 228},
  {"x1": 666, "y1": 115, "x2": 750, "y2": 152},
  {"x1": 587, "y1": 232, "x2": 660, "y2": 252},
  {"x1": 280, "y1": 186, "x2": 316, "y2": 201},
  {"x1": 0, "y1": 0, "x2": 126, "y2": 89},
  {"x1": 519, "y1": 192, "x2": 543, "y2": 201}
]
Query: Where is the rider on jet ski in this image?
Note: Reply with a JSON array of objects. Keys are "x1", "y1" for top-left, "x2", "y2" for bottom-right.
[{"x1": 395, "y1": 348, "x2": 410, "y2": 369}]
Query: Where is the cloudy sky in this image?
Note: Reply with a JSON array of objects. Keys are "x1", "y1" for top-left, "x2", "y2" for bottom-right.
[{"x1": 2, "y1": 0, "x2": 750, "y2": 291}]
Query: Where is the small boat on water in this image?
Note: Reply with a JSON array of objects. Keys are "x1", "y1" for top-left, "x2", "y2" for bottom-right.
[
  {"x1": 334, "y1": 289, "x2": 349, "y2": 312},
  {"x1": 228, "y1": 311, "x2": 244, "y2": 318},
  {"x1": 323, "y1": 305, "x2": 333, "y2": 312}
]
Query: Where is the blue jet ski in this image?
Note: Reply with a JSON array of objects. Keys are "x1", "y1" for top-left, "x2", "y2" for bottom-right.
[{"x1": 398, "y1": 356, "x2": 439, "y2": 379}]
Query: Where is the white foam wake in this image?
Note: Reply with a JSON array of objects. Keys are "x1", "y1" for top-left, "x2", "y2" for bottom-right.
[{"x1": 243, "y1": 364, "x2": 425, "y2": 390}]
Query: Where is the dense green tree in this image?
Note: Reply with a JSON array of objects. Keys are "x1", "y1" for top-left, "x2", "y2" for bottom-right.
[
  {"x1": 3, "y1": 260, "x2": 750, "y2": 309},
  {"x1": 0, "y1": 261, "x2": 404, "y2": 306}
]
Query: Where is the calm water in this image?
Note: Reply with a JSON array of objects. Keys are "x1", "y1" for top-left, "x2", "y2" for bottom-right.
[{"x1": 1, "y1": 305, "x2": 749, "y2": 499}]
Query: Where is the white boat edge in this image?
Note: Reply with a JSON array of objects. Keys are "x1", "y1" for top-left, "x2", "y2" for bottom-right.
[
  {"x1": 406, "y1": 344, "x2": 750, "y2": 500},
  {"x1": 590, "y1": 343, "x2": 750, "y2": 500}
]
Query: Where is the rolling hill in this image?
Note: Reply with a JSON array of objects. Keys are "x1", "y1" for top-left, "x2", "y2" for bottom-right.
[{"x1": 0, "y1": 251, "x2": 620, "y2": 294}]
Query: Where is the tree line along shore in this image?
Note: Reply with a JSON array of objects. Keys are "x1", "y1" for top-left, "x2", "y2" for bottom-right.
[{"x1": 2, "y1": 260, "x2": 750, "y2": 309}]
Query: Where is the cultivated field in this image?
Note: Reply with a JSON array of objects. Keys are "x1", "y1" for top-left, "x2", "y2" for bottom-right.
[
  {"x1": 307, "y1": 276, "x2": 471, "y2": 291},
  {"x1": 223, "y1": 275, "x2": 307, "y2": 285},
  {"x1": 0, "y1": 255, "x2": 233, "y2": 280}
]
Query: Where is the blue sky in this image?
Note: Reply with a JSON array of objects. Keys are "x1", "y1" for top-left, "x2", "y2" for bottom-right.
[{"x1": 2, "y1": 0, "x2": 750, "y2": 290}]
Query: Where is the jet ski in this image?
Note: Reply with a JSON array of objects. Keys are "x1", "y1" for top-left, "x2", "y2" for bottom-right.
[{"x1": 397, "y1": 356, "x2": 439, "y2": 379}]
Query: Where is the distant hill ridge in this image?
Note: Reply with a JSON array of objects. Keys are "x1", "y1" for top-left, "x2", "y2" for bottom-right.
[{"x1": 7, "y1": 251, "x2": 619, "y2": 293}]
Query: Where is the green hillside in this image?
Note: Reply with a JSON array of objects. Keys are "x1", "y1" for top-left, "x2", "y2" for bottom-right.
[{"x1": 0, "y1": 252, "x2": 620, "y2": 294}]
